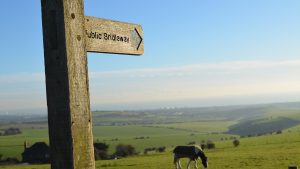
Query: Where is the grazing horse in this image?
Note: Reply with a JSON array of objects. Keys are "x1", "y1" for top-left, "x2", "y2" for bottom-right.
[{"x1": 173, "y1": 145, "x2": 208, "y2": 169}]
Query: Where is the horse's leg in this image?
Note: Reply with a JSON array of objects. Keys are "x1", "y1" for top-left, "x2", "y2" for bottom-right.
[
  {"x1": 175, "y1": 160, "x2": 179, "y2": 169},
  {"x1": 194, "y1": 160, "x2": 198, "y2": 169},
  {"x1": 174, "y1": 155, "x2": 179, "y2": 169},
  {"x1": 187, "y1": 159, "x2": 191, "y2": 169},
  {"x1": 178, "y1": 159, "x2": 182, "y2": 169}
]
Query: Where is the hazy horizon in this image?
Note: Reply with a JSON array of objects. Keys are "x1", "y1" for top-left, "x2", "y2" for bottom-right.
[{"x1": 2, "y1": 98, "x2": 300, "y2": 115}]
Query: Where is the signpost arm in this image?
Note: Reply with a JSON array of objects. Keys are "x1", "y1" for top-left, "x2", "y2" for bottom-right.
[{"x1": 41, "y1": 0, "x2": 95, "y2": 169}]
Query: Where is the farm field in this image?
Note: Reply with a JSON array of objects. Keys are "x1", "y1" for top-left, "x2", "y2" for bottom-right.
[
  {"x1": 0, "y1": 123, "x2": 235, "y2": 159},
  {"x1": 150, "y1": 120, "x2": 237, "y2": 133},
  {"x1": 0, "y1": 128, "x2": 49, "y2": 159},
  {"x1": 1, "y1": 103, "x2": 300, "y2": 168},
  {"x1": 0, "y1": 127, "x2": 300, "y2": 169}
]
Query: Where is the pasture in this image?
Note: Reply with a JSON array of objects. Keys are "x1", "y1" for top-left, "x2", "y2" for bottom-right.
[
  {"x1": 1, "y1": 104, "x2": 300, "y2": 168},
  {"x1": 0, "y1": 128, "x2": 300, "y2": 169},
  {"x1": 0, "y1": 123, "x2": 235, "y2": 159}
]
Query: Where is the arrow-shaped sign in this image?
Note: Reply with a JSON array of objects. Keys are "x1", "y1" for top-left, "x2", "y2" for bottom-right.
[
  {"x1": 131, "y1": 28, "x2": 143, "y2": 50},
  {"x1": 84, "y1": 16, "x2": 144, "y2": 55}
]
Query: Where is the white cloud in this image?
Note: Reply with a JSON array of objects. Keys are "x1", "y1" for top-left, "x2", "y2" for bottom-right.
[
  {"x1": 0, "y1": 72, "x2": 44, "y2": 83},
  {"x1": 2, "y1": 59, "x2": 300, "y2": 111},
  {"x1": 89, "y1": 60, "x2": 300, "y2": 79},
  {"x1": 89, "y1": 59, "x2": 300, "y2": 105}
]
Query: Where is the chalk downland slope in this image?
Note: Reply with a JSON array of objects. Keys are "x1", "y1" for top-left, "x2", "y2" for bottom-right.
[{"x1": 227, "y1": 117, "x2": 300, "y2": 136}]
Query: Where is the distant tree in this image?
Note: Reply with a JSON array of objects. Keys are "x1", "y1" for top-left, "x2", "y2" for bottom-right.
[
  {"x1": 94, "y1": 142, "x2": 109, "y2": 151},
  {"x1": 156, "y1": 146, "x2": 166, "y2": 153},
  {"x1": 206, "y1": 140, "x2": 215, "y2": 149},
  {"x1": 135, "y1": 136, "x2": 146, "y2": 140},
  {"x1": 276, "y1": 130, "x2": 282, "y2": 134},
  {"x1": 94, "y1": 148, "x2": 108, "y2": 160},
  {"x1": 230, "y1": 136, "x2": 236, "y2": 140},
  {"x1": 143, "y1": 149, "x2": 148, "y2": 155},
  {"x1": 115, "y1": 144, "x2": 136, "y2": 157},
  {"x1": 94, "y1": 142, "x2": 109, "y2": 160},
  {"x1": 233, "y1": 139, "x2": 240, "y2": 147},
  {"x1": 200, "y1": 140, "x2": 206, "y2": 149},
  {"x1": 200, "y1": 143, "x2": 206, "y2": 150},
  {"x1": 144, "y1": 147, "x2": 156, "y2": 154},
  {"x1": 3, "y1": 128, "x2": 22, "y2": 136}
]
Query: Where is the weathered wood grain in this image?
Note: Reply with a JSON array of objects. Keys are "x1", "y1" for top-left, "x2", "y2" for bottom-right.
[
  {"x1": 41, "y1": 0, "x2": 95, "y2": 169},
  {"x1": 85, "y1": 16, "x2": 144, "y2": 55}
]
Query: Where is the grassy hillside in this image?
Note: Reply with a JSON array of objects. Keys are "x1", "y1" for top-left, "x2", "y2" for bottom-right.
[
  {"x1": 1, "y1": 102, "x2": 300, "y2": 168},
  {"x1": 0, "y1": 124, "x2": 235, "y2": 159},
  {"x1": 1, "y1": 127, "x2": 300, "y2": 169},
  {"x1": 227, "y1": 117, "x2": 300, "y2": 136},
  {"x1": 149, "y1": 120, "x2": 236, "y2": 133},
  {"x1": 91, "y1": 102, "x2": 300, "y2": 125},
  {"x1": 0, "y1": 128, "x2": 49, "y2": 159}
]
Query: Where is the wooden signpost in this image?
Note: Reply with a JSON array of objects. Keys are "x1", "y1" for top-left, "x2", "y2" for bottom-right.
[
  {"x1": 85, "y1": 16, "x2": 144, "y2": 55},
  {"x1": 41, "y1": 0, "x2": 143, "y2": 169}
]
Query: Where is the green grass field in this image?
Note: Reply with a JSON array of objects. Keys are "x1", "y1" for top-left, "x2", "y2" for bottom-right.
[
  {"x1": 1, "y1": 128, "x2": 300, "y2": 169},
  {"x1": 0, "y1": 128, "x2": 49, "y2": 159},
  {"x1": 0, "y1": 123, "x2": 236, "y2": 159},
  {"x1": 1, "y1": 106, "x2": 300, "y2": 169},
  {"x1": 150, "y1": 120, "x2": 237, "y2": 133}
]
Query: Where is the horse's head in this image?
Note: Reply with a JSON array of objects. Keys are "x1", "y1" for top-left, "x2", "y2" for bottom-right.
[
  {"x1": 201, "y1": 156, "x2": 208, "y2": 168},
  {"x1": 197, "y1": 152, "x2": 208, "y2": 168}
]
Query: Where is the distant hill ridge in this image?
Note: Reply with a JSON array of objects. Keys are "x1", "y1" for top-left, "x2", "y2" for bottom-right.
[
  {"x1": 1, "y1": 101, "x2": 300, "y2": 126},
  {"x1": 227, "y1": 117, "x2": 300, "y2": 136}
]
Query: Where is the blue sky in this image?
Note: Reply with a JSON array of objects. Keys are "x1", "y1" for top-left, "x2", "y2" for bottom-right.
[{"x1": 0, "y1": 1, "x2": 300, "y2": 113}]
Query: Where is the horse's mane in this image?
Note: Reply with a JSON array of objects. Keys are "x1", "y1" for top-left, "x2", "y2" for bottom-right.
[
  {"x1": 194, "y1": 145, "x2": 202, "y2": 151},
  {"x1": 193, "y1": 145, "x2": 207, "y2": 160}
]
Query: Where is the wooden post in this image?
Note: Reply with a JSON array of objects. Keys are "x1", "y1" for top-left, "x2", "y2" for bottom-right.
[{"x1": 41, "y1": 0, "x2": 95, "y2": 169}]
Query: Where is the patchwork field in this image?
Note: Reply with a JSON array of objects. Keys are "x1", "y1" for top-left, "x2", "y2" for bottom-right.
[
  {"x1": 1, "y1": 127, "x2": 300, "y2": 169},
  {"x1": 1, "y1": 102, "x2": 300, "y2": 168},
  {"x1": 0, "y1": 123, "x2": 236, "y2": 159}
]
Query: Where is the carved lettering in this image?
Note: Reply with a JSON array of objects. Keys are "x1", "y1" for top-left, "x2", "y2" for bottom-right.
[
  {"x1": 86, "y1": 30, "x2": 129, "y2": 44},
  {"x1": 86, "y1": 30, "x2": 102, "y2": 39}
]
